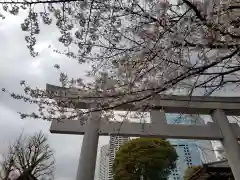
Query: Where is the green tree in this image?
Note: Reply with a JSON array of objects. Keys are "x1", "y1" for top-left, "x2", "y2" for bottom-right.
[{"x1": 113, "y1": 138, "x2": 178, "y2": 180}]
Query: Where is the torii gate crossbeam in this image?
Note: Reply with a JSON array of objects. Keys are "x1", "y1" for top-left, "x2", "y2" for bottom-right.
[
  {"x1": 50, "y1": 120, "x2": 240, "y2": 140},
  {"x1": 46, "y1": 84, "x2": 240, "y2": 180}
]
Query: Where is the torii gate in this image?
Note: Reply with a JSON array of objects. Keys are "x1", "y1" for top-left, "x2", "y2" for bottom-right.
[{"x1": 46, "y1": 84, "x2": 240, "y2": 180}]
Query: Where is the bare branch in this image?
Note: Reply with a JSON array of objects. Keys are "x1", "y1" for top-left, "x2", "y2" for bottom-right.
[{"x1": 0, "y1": 132, "x2": 54, "y2": 180}]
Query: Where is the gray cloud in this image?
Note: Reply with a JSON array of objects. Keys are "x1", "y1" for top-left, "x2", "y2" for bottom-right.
[{"x1": 0, "y1": 11, "x2": 109, "y2": 180}]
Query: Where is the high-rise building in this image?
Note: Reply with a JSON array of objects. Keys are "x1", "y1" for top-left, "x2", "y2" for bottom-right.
[
  {"x1": 108, "y1": 136, "x2": 130, "y2": 180},
  {"x1": 188, "y1": 115, "x2": 217, "y2": 164},
  {"x1": 166, "y1": 114, "x2": 217, "y2": 180},
  {"x1": 98, "y1": 136, "x2": 130, "y2": 180},
  {"x1": 168, "y1": 142, "x2": 202, "y2": 180},
  {"x1": 98, "y1": 144, "x2": 110, "y2": 180}
]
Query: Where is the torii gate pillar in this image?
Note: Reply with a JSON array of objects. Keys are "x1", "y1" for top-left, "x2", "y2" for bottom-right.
[
  {"x1": 76, "y1": 111, "x2": 101, "y2": 180},
  {"x1": 211, "y1": 109, "x2": 240, "y2": 180}
]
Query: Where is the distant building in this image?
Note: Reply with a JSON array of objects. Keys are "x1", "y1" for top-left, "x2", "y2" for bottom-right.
[
  {"x1": 168, "y1": 141, "x2": 202, "y2": 180},
  {"x1": 166, "y1": 114, "x2": 217, "y2": 180},
  {"x1": 98, "y1": 144, "x2": 109, "y2": 180},
  {"x1": 188, "y1": 115, "x2": 217, "y2": 164},
  {"x1": 98, "y1": 136, "x2": 130, "y2": 180},
  {"x1": 108, "y1": 136, "x2": 130, "y2": 180}
]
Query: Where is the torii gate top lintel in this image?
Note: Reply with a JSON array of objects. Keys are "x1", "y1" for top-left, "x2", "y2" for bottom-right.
[{"x1": 46, "y1": 84, "x2": 240, "y2": 115}]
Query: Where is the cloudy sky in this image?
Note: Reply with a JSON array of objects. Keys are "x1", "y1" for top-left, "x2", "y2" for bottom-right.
[
  {"x1": 0, "y1": 10, "x2": 109, "y2": 180},
  {"x1": 1, "y1": 3, "x2": 240, "y2": 180}
]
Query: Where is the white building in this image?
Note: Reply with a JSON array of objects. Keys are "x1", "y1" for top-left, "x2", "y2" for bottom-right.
[
  {"x1": 98, "y1": 136, "x2": 130, "y2": 180},
  {"x1": 108, "y1": 136, "x2": 130, "y2": 180},
  {"x1": 98, "y1": 144, "x2": 110, "y2": 180}
]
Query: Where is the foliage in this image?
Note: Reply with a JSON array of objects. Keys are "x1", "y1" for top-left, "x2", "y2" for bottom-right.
[
  {"x1": 1, "y1": 0, "x2": 240, "y2": 123},
  {"x1": 0, "y1": 131, "x2": 55, "y2": 180},
  {"x1": 113, "y1": 138, "x2": 178, "y2": 180},
  {"x1": 183, "y1": 165, "x2": 202, "y2": 180}
]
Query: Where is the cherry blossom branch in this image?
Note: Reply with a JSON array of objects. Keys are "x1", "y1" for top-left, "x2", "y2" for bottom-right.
[
  {"x1": 0, "y1": 0, "x2": 82, "y2": 5},
  {"x1": 182, "y1": 0, "x2": 240, "y2": 39}
]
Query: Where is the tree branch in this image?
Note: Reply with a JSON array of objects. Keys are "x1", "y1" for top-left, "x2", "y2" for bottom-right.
[{"x1": 0, "y1": 0, "x2": 82, "y2": 5}]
